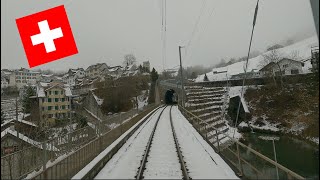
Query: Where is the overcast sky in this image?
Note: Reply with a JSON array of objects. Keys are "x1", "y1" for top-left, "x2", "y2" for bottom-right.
[{"x1": 1, "y1": 0, "x2": 318, "y2": 72}]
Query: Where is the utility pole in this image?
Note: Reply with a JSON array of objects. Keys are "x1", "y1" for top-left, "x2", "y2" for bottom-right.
[
  {"x1": 179, "y1": 46, "x2": 185, "y2": 107},
  {"x1": 15, "y1": 96, "x2": 19, "y2": 140}
]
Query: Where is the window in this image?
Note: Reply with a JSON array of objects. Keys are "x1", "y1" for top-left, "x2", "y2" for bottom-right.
[
  {"x1": 55, "y1": 91, "x2": 58, "y2": 95},
  {"x1": 48, "y1": 98, "x2": 52, "y2": 102},
  {"x1": 48, "y1": 114, "x2": 53, "y2": 118},
  {"x1": 62, "y1": 98, "x2": 65, "y2": 102},
  {"x1": 61, "y1": 91, "x2": 63, "y2": 95},
  {"x1": 291, "y1": 69, "x2": 299, "y2": 74},
  {"x1": 62, "y1": 105, "x2": 65, "y2": 109},
  {"x1": 48, "y1": 106, "x2": 52, "y2": 110},
  {"x1": 55, "y1": 98, "x2": 59, "y2": 102},
  {"x1": 42, "y1": 98, "x2": 45, "y2": 103},
  {"x1": 55, "y1": 106, "x2": 59, "y2": 110},
  {"x1": 49, "y1": 91, "x2": 52, "y2": 95},
  {"x1": 275, "y1": 71, "x2": 281, "y2": 76}
]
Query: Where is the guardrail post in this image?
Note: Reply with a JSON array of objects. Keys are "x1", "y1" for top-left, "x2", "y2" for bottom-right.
[
  {"x1": 205, "y1": 124, "x2": 208, "y2": 140},
  {"x1": 236, "y1": 143, "x2": 243, "y2": 177},
  {"x1": 42, "y1": 142, "x2": 47, "y2": 179},
  {"x1": 215, "y1": 130, "x2": 220, "y2": 153}
]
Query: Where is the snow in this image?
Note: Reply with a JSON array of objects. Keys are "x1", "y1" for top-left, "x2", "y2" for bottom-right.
[
  {"x1": 195, "y1": 35, "x2": 318, "y2": 82},
  {"x1": 258, "y1": 135, "x2": 280, "y2": 141},
  {"x1": 171, "y1": 106, "x2": 239, "y2": 179},
  {"x1": 92, "y1": 91, "x2": 104, "y2": 106},
  {"x1": 37, "y1": 86, "x2": 46, "y2": 97},
  {"x1": 91, "y1": 106, "x2": 239, "y2": 179},
  {"x1": 73, "y1": 107, "x2": 160, "y2": 179},
  {"x1": 25, "y1": 151, "x2": 73, "y2": 179},
  {"x1": 64, "y1": 87, "x2": 73, "y2": 97},
  {"x1": 83, "y1": 107, "x2": 102, "y2": 122},
  {"x1": 239, "y1": 117, "x2": 280, "y2": 132},
  {"x1": 307, "y1": 137, "x2": 319, "y2": 145},
  {"x1": 144, "y1": 107, "x2": 182, "y2": 179},
  {"x1": 1, "y1": 127, "x2": 59, "y2": 151}
]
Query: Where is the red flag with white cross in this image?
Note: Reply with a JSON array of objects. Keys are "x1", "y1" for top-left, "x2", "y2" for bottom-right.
[{"x1": 16, "y1": 5, "x2": 78, "y2": 68}]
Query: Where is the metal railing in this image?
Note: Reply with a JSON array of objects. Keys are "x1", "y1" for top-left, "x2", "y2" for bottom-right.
[
  {"x1": 178, "y1": 105, "x2": 305, "y2": 180},
  {"x1": 1, "y1": 104, "x2": 157, "y2": 180}
]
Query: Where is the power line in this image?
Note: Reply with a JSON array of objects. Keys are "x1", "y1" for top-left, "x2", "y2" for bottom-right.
[
  {"x1": 184, "y1": 1, "x2": 219, "y2": 63},
  {"x1": 185, "y1": 0, "x2": 207, "y2": 50}
]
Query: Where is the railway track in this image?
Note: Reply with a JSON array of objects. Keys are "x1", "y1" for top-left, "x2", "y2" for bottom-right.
[{"x1": 136, "y1": 105, "x2": 190, "y2": 180}]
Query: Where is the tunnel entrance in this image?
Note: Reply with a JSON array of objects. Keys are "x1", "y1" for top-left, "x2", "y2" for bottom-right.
[{"x1": 165, "y1": 89, "x2": 177, "y2": 104}]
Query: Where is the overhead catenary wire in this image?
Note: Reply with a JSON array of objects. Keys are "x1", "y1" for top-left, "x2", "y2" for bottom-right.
[
  {"x1": 232, "y1": 0, "x2": 260, "y2": 138},
  {"x1": 184, "y1": 1, "x2": 219, "y2": 64}
]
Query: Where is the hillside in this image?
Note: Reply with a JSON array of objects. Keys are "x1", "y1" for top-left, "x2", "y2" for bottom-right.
[{"x1": 195, "y1": 35, "x2": 319, "y2": 82}]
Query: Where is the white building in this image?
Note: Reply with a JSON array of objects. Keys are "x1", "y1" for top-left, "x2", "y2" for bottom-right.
[
  {"x1": 85, "y1": 63, "x2": 108, "y2": 78},
  {"x1": 1, "y1": 76, "x2": 9, "y2": 88},
  {"x1": 63, "y1": 68, "x2": 85, "y2": 86},
  {"x1": 260, "y1": 58, "x2": 305, "y2": 76},
  {"x1": 8, "y1": 68, "x2": 41, "y2": 89}
]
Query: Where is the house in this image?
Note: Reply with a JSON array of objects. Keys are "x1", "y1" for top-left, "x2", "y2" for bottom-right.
[
  {"x1": 230, "y1": 69, "x2": 262, "y2": 80},
  {"x1": 40, "y1": 74, "x2": 54, "y2": 83},
  {"x1": 259, "y1": 58, "x2": 304, "y2": 76},
  {"x1": 1, "y1": 127, "x2": 58, "y2": 179},
  {"x1": 1, "y1": 76, "x2": 9, "y2": 89},
  {"x1": 143, "y1": 61, "x2": 150, "y2": 72},
  {"x1": 85, "y1": 63, "x2": 108, "y2": 78},
  {"x1": 108, "y1": 66, "x2": 123, "y2": 78},
  {"x1": 30, "y1": 82, "x2": 74, "y2": 127},
  {"x1": 8, "y1": 68, "x2": 41, "y2": 89},
  {"x1": 62, "y1": 68, "x2": 85, "y2": 86}
]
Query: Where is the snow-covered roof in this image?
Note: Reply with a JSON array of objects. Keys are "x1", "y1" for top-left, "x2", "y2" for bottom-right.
[
  {"x1": 195, "y1": 35, "x2": 318, "y2": 82},
  {"x1": 91, "y1": 90, "x2": 103, "y2": 106},
  {"x1": 42, "y1": 74, "x2": 53, "y2": 77},
  {"x1": 1, "y1": 127, "x2": 59, "y2": 151}
]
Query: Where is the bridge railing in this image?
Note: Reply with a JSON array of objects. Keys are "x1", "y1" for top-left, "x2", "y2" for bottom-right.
[
  {"x1": 0, "y1": 104, "x2": 157, "y2": 180},
  {"x1": 178, "y1": 105, "x2": 305, "y2": 180}
]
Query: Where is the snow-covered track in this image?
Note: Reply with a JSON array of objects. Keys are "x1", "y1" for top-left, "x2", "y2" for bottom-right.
[
  {"x1": 135, "y1": 106, "x2": 167, "y2": 179},
  {"x1": 169, "y1": 106, "x2": 190, "y2": 180}
]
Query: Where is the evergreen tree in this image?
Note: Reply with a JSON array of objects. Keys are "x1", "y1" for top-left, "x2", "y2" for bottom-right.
[
  {"x1": 150, "y1": 68, "x2": 159, "y2": 82},
  {"x1": 22, "y1": 86, "x2": 36, "y2": 113},
  {"x1": 203, "y1": 73, "x2": 209, "y2": 81},
  {"x1": 139, "y1": 65, "x2": 143, "y2": 73}
]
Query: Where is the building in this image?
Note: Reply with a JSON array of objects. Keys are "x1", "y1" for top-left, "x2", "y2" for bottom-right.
[
  {"x1": 108, "y1": 66, "x2": 123, "y2": 77},
  {"x1": 30, "y1": 82, "x2": 73, "y2": 127},
  {"x1": 1, "y1": 76, "x2": 9, "y2": 89},
  {"x1": 62, "y1": 68, "x2": 85, "y2": 86},
  {"x1": 230, "y1": 69, "x2": 262, "y2": 80},
  {"x1": 85, "y1": 63, "x2": 108, "y2": 78},
  {"x1": 143, "y1": 61, "x2": 150, "y2": 72},
  {"x1": 8, "y1": 68, "x2": 41, "y2": 89},
  {"x1": 259, "y1": 58, "x2": 304, "y2": 76}
]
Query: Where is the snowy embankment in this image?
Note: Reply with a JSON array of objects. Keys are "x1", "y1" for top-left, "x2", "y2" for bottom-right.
[
  {"x1": 171, "y1": 106, "x2": 239, "y2": 179},
  {"x1": 195, "y1": 35, "x2": 318, "y2": 82},
  {"x1": 73, "y1": 107, "x2": 163, "y2": 179}
]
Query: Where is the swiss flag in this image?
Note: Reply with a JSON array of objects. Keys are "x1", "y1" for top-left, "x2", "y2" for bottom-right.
[{"x1": 16, "y1": 5, "x2": 78, "y2": 68}]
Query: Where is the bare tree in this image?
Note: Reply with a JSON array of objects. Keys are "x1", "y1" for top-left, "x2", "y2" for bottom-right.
[
  {"x1": 261, "y1": 49, "x2": 285, "y2": 88},
  {"x1": 123, "y1": 54, "x2": 136, "y2": 67},
  {"x1": 288, "y1": 50, "x2": 301, "y2": 61}
]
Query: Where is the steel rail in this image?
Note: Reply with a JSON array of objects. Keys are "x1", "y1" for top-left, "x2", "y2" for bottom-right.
[
  {"x1": 169, "y1": 105, "x2": 190, "y2": 180},
  {"x1": 135, "y1": 106, "x2": 167, "y2": 180}
]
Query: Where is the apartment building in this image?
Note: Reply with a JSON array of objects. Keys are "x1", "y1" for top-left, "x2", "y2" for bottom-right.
[
  {"x1": 85, "y1": 63, "x2": 108, "y2": 78},
  {"x1": 8, "y1": 68, "x2": 41, "y2": 89},
  {"x1": 31, "y1": 82, "x2": 73, "y2": 126}
]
